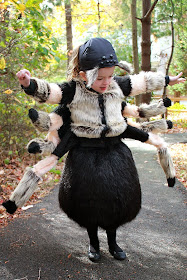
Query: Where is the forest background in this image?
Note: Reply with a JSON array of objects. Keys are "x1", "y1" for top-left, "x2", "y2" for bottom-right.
[
  {"x1": 0, "y1": 0, "x2": 186, "y2": 156},
  {"x1": 0, "y1": 0, "x2": 186, "y2": 218}
]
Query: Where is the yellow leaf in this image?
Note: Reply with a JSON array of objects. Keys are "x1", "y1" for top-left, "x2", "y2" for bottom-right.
[
  {"x1": 0, "y1": 56, "x2": 6, "y2": 70},
  {"x1": 18, "y1": 3, "x2": 26, "y2": 13},
  {"x1": 0, "y1": 2, "x2": 9, "y2": 9},
  {"x1": 4, "y1": 89, "x2": 13, "y2": 94},
  {"x1": 0, "y1": 3, "x2": 5, "y2": 9}
]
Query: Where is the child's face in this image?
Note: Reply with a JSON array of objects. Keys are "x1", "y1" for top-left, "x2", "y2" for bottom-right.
[{"x1": 91, "y1": 67, "x2": 115, "y2": 93}]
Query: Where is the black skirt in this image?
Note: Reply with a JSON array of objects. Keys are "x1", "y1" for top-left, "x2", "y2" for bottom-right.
[{"x1": 58, "y1": 139, "x2": 141, "y2": 230}]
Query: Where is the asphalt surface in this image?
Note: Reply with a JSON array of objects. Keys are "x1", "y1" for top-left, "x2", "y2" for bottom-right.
[{"x1": 0, "y1": 133, "x2": 186, "y2": 280}]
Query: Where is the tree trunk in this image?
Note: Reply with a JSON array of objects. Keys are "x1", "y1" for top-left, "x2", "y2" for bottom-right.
[
  {"x1": 64, "y1": 0, "x2": 73, "y2": 66},
  {"x1": 131, "y1": 0, "x2": 140, "y2": 106},
  {"x1": 174, "y1": 91, "x2": 180, "y2": 104},
  {"x1": 163, "y1": 9, "x2": 174, "y2": 98},
  {"x1": 131, "y1": 0, "x2": 139, "y2": 74},
  {"x1": 141, "y1": 0, "x2": 151, "y2": 104}
]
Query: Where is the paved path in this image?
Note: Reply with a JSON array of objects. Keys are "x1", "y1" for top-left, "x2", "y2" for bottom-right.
[{"x1": 0, "y1": 133, "x2": 186, "y2": 280}]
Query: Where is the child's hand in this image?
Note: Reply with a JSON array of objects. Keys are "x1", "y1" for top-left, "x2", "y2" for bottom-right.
[
  {"x1": 16, "y1": 69, "x2": 31, "y2": 87},
  {"x1": 169, "y1": 72, "x2": 186, "y2": 86}
]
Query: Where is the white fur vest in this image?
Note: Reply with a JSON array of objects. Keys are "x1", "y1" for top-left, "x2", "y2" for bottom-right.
[{"x1": 68, "y1": 79, "x2": 127, "y2": 138}]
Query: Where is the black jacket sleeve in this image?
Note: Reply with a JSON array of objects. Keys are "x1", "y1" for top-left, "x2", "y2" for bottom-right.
[
  {"x1": 121, "y1": 125, "x2": 149, "y2": 142},
  {"x1": 21, "y1": 79, "x2": 37, "y2": 96},
  {"x1": 114, "y1": 76, "x2": 132, "y2": 97},
  {"x1": 21, "y1": 79, "x2": 76, "y2": 104},
  {"x1": 57, "y1": 80, "x2": 76, "y2": 105},
  {"x1": 52, "y1": 130, "x2": 78, "y2": 159}
]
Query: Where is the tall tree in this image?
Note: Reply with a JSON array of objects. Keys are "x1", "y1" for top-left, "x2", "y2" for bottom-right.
[
  {"x1": 136, "y1": 0, "x2": 158, "y2": 104},
  {"x1": 64, "y1": 0, "x2": 73, "y2": 65},
  {"x1": 140, "y1": 0, "x2": 151, "y2": 104},
  {"x1": 141, "y1": 0, "x2": 151, "y2": 73},
  {"x1": 131, "y1": 0, "x2": 139, "y2": 74},
  {"x1": 131, "y1": 0, "x2": 141, "y2": 106}
]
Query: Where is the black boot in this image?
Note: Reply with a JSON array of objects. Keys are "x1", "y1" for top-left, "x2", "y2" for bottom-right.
[
  {"x1": 106, "y1": 229, "x2": 126, "y2": 260},
  {"x1": 87, "y1": 225, "x2": 100, "y2": 262},
  {"x1": 109, "y1": 244, "x2": 126, "y2": 260},
  {"x1": 88, "y1": 245, "x2": 101, "y2": 262}
]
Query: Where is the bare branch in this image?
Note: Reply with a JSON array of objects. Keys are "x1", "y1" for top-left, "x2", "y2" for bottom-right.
[
  {"x1": 166, "y1": 21, "x2": 174, "y2": 76},
  {"x1": 0, "y1": 31, "x2": 29, "y2": 56},
  {"x1": 135, "y1": 16, "x2": 142, "y2": 21},
  {"x1": 142, "y1": 0, "x2": 158, "y2": 20}
]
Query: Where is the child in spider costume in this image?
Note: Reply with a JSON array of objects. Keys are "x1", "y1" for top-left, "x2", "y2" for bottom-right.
[
  {"x1": 25, "y1": 95, "x2": 175, "y2": 185},
  {"x1": 2, "y1": 38, "x2": 185, "y2": 262}
]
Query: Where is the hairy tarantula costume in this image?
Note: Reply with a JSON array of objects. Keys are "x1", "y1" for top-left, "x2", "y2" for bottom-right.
[
  {"x1": 2, "y1": 38, "x2": 177, "y2": 261},
  {"x1": 3, "y1": 74, "x2": 175, "y2": 213}
]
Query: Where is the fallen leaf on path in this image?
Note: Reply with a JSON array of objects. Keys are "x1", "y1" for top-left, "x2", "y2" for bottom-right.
[
  {"x1": 68, "y1": 253, "x2": 72, "y2": 259},
  {"x1": 22, "y1": 205, "x2": 33, "y2": 211}
]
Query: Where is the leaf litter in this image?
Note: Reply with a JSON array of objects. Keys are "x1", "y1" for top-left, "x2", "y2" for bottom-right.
[{"x1": 0, "y1": 154, "x2": 64, "y2": 228}]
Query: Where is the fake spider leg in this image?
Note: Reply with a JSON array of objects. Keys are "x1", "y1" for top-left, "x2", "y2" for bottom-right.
[
  {"x1": 27, "y1": 130, "x2": 60, "y2": 155},
  {"x1": 127, "y1": 119, "x2": 173, "y2": 134},
  {"x1": 158, "y1": 148, "x2": 176, "y2": 187},
  {"x1": 27, "y1": 108, "x2": 62, "y2": 155},
  {"x1": 123, "y1": 98, "x2": 171, "y2": 119},
  {"x1": 2, "y1": 155, "x2": 58, "y2": 214},
  {"x1": 29, "y1": 108, "x2": 63, "y2": 132},
  {"x1": 146, "y1": 133, "x2": 175, "y2": 187}
]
